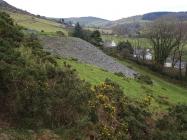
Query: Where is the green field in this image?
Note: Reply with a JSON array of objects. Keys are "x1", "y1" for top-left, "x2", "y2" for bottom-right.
[
  {"x1": 102, "y1": 35, "x2": 150, "y2": 48},
  {"x1": 85, "y1": 27, "x2": 113, "y2": 34},
  {"x1": 6, "y1": 11, "x2": 68, "y2": 35},
  {"x1": 58, "y1": 58, "x2": 187, "y2": 107}
]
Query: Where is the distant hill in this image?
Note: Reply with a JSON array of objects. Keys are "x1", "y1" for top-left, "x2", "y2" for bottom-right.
[
  {"x1": 112, "y1": 15, "x2": 144, "y2": 25},
  {"x1": 105, "y1": 15, "x2": 149, "y2": 28},
  {"x1": 65, "y1": 12, "x2": 187, "y2": 28},
  {"x1": 64, "y1": 17, "x2": 110, "y2": 27},
  {"x1": 102, "y1": 12, "x2": 187, "y2": 32},
  {"x1": 63, "y1": 16, "x2": 150, "y2": 29},
  {"x1": 142, "y1": 12, "x2": 187, "y2": 20},
  {"x1": 63, "y1": 15, "x2": 148, "y2": 29},
  {"x1": 106, "y1": 11, "x2": 187, "y2": 28}
]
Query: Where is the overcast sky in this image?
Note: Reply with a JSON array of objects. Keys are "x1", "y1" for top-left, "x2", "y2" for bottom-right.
[{"x1": 4, "y1": 0, "x2": 187, "y2": 20}]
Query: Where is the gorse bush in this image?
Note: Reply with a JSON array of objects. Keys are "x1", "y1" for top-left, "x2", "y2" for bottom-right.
[
  {"x1": 134, "y1": 73, "x2": 153, "y2": 85},
  {"x1": 88, "y1": 79, "x2": 154, "y2": 140},
  {"x1": 152, "y1": 104, "x2": 187, "y2": 140},
  {"x1": 114, "y1": 72, "x2": 126, "y2": 78}
]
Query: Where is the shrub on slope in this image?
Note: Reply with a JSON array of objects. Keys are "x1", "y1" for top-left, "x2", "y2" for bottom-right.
[{"x1": 0, "y1": 12, "x2": 93, "y2": 129}]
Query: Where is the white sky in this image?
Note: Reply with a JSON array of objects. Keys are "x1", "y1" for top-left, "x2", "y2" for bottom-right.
[{"x1": 4, "y1": 0, "x2": 187, "y2": 20}]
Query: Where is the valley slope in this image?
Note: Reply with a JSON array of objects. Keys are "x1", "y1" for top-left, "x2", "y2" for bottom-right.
[{"x1": 1, "y1": 0, "x2": 187, "y2": 106}]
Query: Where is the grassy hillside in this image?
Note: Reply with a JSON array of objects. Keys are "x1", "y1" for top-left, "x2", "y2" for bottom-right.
[
  {"x1": 85, "y1": 27, "x2": 113, "y2": 34},
  {"x1": 40, "y1": 35, "x2": 187, "y2": 105},
  {"x1": 58, "y1": 58, "x2": 187, "y2": 106},
  {"x1": 64, "y1": 16, "x2": 110, "y2": 27},
  {"x1": 0, "y1": 0, "x2": 68, "y2": 34},
  {"x1": 4, "y1": 11, "x2": 68, "y2": 35},
  {"x1": 11, "y1": 12, "x2": 68, "y2": 34}
]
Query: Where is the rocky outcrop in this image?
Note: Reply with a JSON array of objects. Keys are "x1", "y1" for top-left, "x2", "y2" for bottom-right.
[{"x1": 41, "y1": 36, "x2": 136, "y2": 77}]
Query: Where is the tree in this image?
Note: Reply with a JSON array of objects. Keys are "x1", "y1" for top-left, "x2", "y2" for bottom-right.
[
  {"x1": 90, "y1": 30, "x2": 103, "y2": 46},
  {"x1": 185, "y1": 64, "x2": 187, "y2": 80},
  {"x1": 146, "y1": 17, "x2": 186, "y2": 69},
  {"x1": 131, "y1": 38, "x2": 149, "y2": 61},
  {"x1": 59, "y1": 18, "x2": 64, "y2": 24},
  {"x1": 177, "y1": 21, "x2": 187, "y2": 78},
  {"x1": 131, "y1": 39, "x2": 141, "y2": 60},
  {"x1": 117, "y1": 41, "x2": 134, "y2": 58},
  {"x1": 72, "y1": 22, "x2": 83, "y2": 38},
  {"x1": 171, "y1": 21, "x2": 187, "y2": 79}
]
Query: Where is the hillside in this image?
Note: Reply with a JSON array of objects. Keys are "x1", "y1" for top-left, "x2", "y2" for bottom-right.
[
  {"x1": 1, "y1": 0, "x2": 187, "y2": 105},
  {"x1": 8, "y1": 12, "x2": 68, "y2": 34},
  {"x1": 39, "y1": 35, "x2": 187, "y2": 105},
  {"x1": 64, "y1": 16, "x2": 149, "y2": 28},
  {"x1": 64, "y1": 12, "x2": 187, "y2": 28},
  {"x1": 58, "y1": 58, "x2": 187, "y2": 104},
  {"x1": 0, "y1": 0, "x2": 68, "y2": 34},
  {"x1": 64, "y1": 16, "x2": 110, "y2": 27},
  {"x1": 105, "y1": 15, "x2": 150, "y2": 28},
  {"x1": 0, "y1": 0, "x2": 30, "y2": 15},
  {"x1": 104, "y1": 11, "x2": 187, "y2": 29},
  {"x1": 142, "y1": 11, "x2": 187, "y2": 20}
]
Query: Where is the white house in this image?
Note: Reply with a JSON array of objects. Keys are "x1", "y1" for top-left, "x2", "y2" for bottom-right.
[
  {"x1": 133, "y1": 48, "x2": 153, "y2": 60},
  {"x1": 104, "y1": 40, "x2": 117, "y2": 48}
]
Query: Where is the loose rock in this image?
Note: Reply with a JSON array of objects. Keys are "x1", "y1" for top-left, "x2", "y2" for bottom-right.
[{"x1": 41, "y1": 36, "x2": 136, "y2": 78}]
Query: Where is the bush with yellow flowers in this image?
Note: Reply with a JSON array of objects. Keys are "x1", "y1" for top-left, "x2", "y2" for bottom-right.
[
  {"x1": 96, "y1": 94, "x2": 110, "y2": 104},
  {"x1": 142, "y1": 95, "x2": 153, "y2": 107},
  {"x1": 97, "y1": 124, "x2": 114, "y2": 140},
  {"x1": 88, "y1": 79, "x2": 130, "y2": 139}
]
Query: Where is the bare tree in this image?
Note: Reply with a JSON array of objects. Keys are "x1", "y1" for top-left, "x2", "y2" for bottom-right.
[
  {"x1": 131, "y1": 39, "x2": 141, "y2": 61},
  {"x1": 146, "y1": 17, "x2": 186, "y2": 69},
  {"x1": 170, "y1": 21, "x2": 187, "y2": 78},
  {"x1": 178, "y1": 45, "x2": 184, "y2": 78},
  {"x1": 171, "y1": 47, "x2": 179, "y2": 68},
  {"x1": 131, "y1": 38, "x2": 148, "y2": 61},
  {"x1": 177, "y1": 22, "x2": 187, "y2": 78}
]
